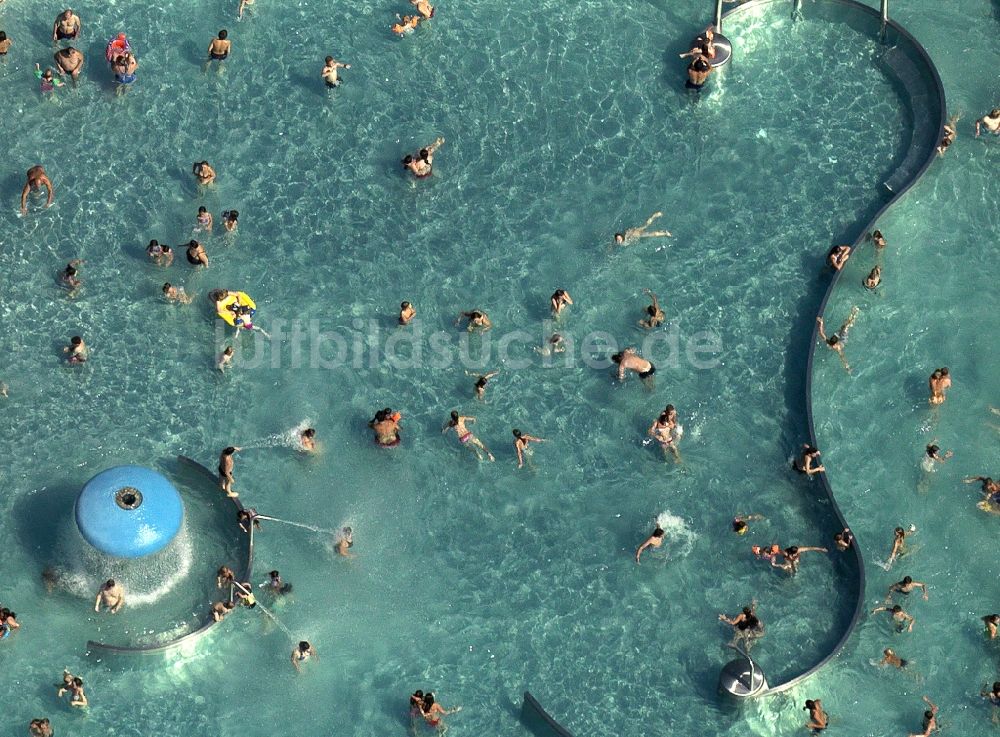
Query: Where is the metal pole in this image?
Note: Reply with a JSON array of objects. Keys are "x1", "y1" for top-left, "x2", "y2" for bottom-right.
[
  {"x1": 880, "y1": 0, "x2": 889, "y2": 38},
  {"x1": 793, "y1": 0, "x2": 803, "y2": 21},
  {"x1": 714, "y1": 0, "x2": 723, "y2": 31}
]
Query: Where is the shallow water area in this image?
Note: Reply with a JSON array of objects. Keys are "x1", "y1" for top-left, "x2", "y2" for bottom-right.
[{"x1": 0, "y1": 0, "x2": 996, "y2": 736}]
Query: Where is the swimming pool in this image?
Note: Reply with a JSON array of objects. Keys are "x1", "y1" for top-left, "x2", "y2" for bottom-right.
[{"x1": 0, "y1": 0, "x2": 995, "y2": 735}]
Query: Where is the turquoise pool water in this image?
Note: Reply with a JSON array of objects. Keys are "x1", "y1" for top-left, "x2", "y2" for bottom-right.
[{"x1": 0, "y1": 0, "x2": 995, "y2": 735}]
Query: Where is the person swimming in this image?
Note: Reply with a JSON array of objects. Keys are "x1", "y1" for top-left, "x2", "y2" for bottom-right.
[
  {"x1": 335, "y1": 526, "x2": 354, "y2": 557},
  {"x1": 804, "y1": 699, "x2": 828, "y2": 732},
  {"x1": 864, "y1": 264, "x2": 881, "y2": 290},
  {"x1": 719, "y1": 603, "x2": 764, "y2": 649},
  {"x1": 611, "y1": 347, "x2": 655, "y2": 385},
  {"x1": 513, "y1": 428, "x2": 545, "y2": 469},
  {"x1": 456, "y1": 309, "x2": 491, "y2": 332},
  {"x1": 442, "y1": 411, "x2": 495, "y2": 462},
  {"x1": 264, "y1": 570, "x2": 293, "y2": 595},
  {"x1": 635, "y1": 526, "x2": 664, "y2": 563},
  {"x1": 816, "y1": 306, "x2": 860, "y2": 373},
  {"x1": 887, "y1": 575, "x2": 929, "y2": 601},
  {"x1": 920, "y1": 443, "x2": 953, "y2": 473},
  {"x1": 928, "y1": 367, "x2": 951, "y2": 405},
  {"x1": 731, "y1": 514, "x2": 764, "y2": 535},
  {"x1": 369, "y1": 408, "x2": 402, "y2": 447},
  {"x1": 792, "y1": 444, "x2": 824, "y2": 475},
  {"x1": 880, "y1": 647, "x2": 908, "y2": 669},
  {"x1": 647, "y1": 406, "x2": 681, "y2": 462},
  {"x1": 871, "y1": 603, "x2": 915, "y2": 632},
  {"x1": 614, "y1": 212, "x2": 671, "y2": 245},
  {"x1": 398, "y1": 301, "x2": 416, "y2": 325},
  {"x1": 638, "y1": 288, "x2": 665, "y2": 329},
  {"x1": 466, "y1": 370, "x2": 499, "y2": 400},
  {"x1": 975, "y1": 108, "x2": 1000, "y2": 137},
  {"x1": 291, "y1": 640, "x2": 316, "y2": 671}
]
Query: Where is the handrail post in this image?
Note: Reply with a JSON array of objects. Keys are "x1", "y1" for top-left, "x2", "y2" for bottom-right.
[
  {"x1": 880, "y1": 0, "x2": 889, "y2": 40},
  {"x1": 793, "y1": 0, "x2": 804, "y2": 21},
  {"x1": 714, "y1": 0, "x2": 723, "y2": 31}
]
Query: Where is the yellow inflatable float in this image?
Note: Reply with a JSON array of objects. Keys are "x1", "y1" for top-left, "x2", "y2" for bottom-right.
[{"x1": 214, "y1": 290, "x2": 257, "y2": 330}]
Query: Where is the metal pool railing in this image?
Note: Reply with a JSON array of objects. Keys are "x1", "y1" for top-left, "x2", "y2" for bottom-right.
[
  {"x1": 525, "y1": 0, "x2": 945, "y2": 728},
  {"x1": 86, "y1": 456, "x2": 255, "y2": 655}
]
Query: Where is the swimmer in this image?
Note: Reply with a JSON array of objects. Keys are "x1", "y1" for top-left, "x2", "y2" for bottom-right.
[
  {"x1": 186, "y1": 240, "x2": 209, "y2": 267},
  {"x1": 221, "y1": 210, "x2": 239, "y2": 232},
  {"x1": 0, "y1": 608, "x2": 19, "y2": 633},
  {"x1": 52, "y1": 9, "x2": 81, "y2": 42},
  {"x1": 0, "y1": 31, "x2": 10, "y2": 57},
  {"x1": 53, "y1": 46, "x2": 84, "y2": 83},
  {"x1": 300, "y1": 428, "x2": 317, "y2": 452},
  {"x1": 751, "y1": 543, "x2": 782, "y2": 561},
  {"x1": 871, "y1": 603, "x2": 915, "y2": 632},
  {"x1": 456, "y1": 309, "x2": 492, "y2": 332},
  {"x1": 148, "y1": 240, "x2": 174, "y2": 266},
  {"x1": 816, "y1": 306, "x2": 859, "y2": 373},
  {"x1": 29, "y1": 718, "x2": 53, "y2": 737},
  {"x1": 513, "y1": 428, "x2": 546, "y2": 469},
  {"x1": 217, "y1": 345, "x2": 234, "y2": 371},
  {"x1": 111, "y1": 52, "x2": 137, "y2": 95},
  {"x1": 647, "y1": 406, "x2": 681, "y2": 462},
  {"x1": 872, "y1": 229, "x2": 887, "y2": 249},
  {"x1": 20, "y1": 166, "x2": 54, "y2": 214},
  {"x1": 420, "y1": 692, "x2": 461, "y2": 730},
  {"x1": 195, "y1": 206, "x2": 213, "y2": 232},
  {"x1": 982, "y1": 681, "x2": 1000, "y2": 705},
  {"x1": 614, "y1": 212, "x2": 671, "y2": 245},
  {"x1": 638, "y1": 289, "x2": 665, "y2": 329},
  {"x1": 611, "y1": 347, "x2": 656, "y2": 385},
  {"x1": 34, "y1": 64, "x2": 66, "y2": 94},
  {"x1": 218, "y1": 446, "x2": 241, "y2": 496},
  {"x1": 684, "y1": 50, "x2": 712, "y2": 90},
  {"x1": 263, "y1": 570, "x2": 292, "y2": 595},
  {"x1": 826, "y1": 245, "x2": 851, "y2": 271},
  {"x1": 193, "y1": 161, "x2": 217, "y2": 185},
  {"x1": 369, "y1": 408, "x2": 402, "y2": 447},
  {"x1": 731, "y1": 514, "x2": 764, "y2": 535},
  {"x1": 402, "y1": 137, "x2": 445, "y2": 178},
  {"x1": 975, "y1": 108, "x2": 1000, "y2": 137},
  {"x1": 206, "y1": 30, "x2": 231, "y2": 65},
  {"x1": 94, "y1": 578, "x2": 124, "y2": 613},
  {"x1": 983, "y1": 614, "x2": 1000, "y2": 639},
  {"x1": 238, "y1": 0, "x2": 255, "y2": 19},
  {"x1": 770, "y1": 545, "x2": 828, "y2": 575},
  {"x1": 928, "y1": 367, "x2": 951, "y2": 405},
  {"x1": 550, "y1": 289, "x2": 573, "y2": 318},
  {"x1": 937, "y1": 114, "x2": 959, "y2": 156},
  {"x1": 466, "y1": 370, "x2": 499, "y2": 400},
  {"x1": 211, "y1": 600, "x2": 236, "y2": 621},
  {"x1": 63, "y1": 335, "x2": 87, "y2": 364},
  {"x1": 392, "y1": 14, "x2": 421, "y2": 35},
  {"x1": 804, "y1": 699, "x2": 828, "y2": 732},
  {"x1": 411, "y1": 0, "x2": 435, "y2": 19},
  {"x1": 792, "y1": 444, "x2": 824, "y2": 475},
  {"x1": 59, "y1": 259, "x2": 83, "y2": 295},
  {"x1": 217, "y1": 565, "x2": 236, "y2": 588},
  {"x1": 863, "y1": 264, "x2": 881, "y2": 290},
  {"x1": 534, "y1": 333, "x2": 566, "y2": 356},
  {"x1": 907, "y1": 696, "x2": 938, "y2": 737},
  {"x1": 321, "y1": 55, "x2": 350, "y2": 88},
  {"x1": 163, "y1": 283, "x2": 193, "y2": 304},
  {"x1": 833, "y1": 528, "x2": 854, "y2": 551},
  {"x1": 399, "y1": 301, "x2": 416, "y2": 325},
  {"x1": 635, "y1": 526, "x2": 664, "y2": 563},
  {"x1": 336, "y1": 527, "x2": 354, "y2": 557},
  {"x1": 291, "y1": 640, "x2": 317, "y2": 671},
  {"x1": 880, "y1": 647, "x2": 908, "y2": 668},
  {"x1": 886, "y1": 525, "x2": 915, "y2": 569},
  {"x1": 964, "y1": 476, "x2": 1000, "y2": 511},
  {"x1": 887, "y1": 575, "x2": 929, "y2": 601},
  {"x1": 921, "y1": 443, "x2": 952, "y2": 473},
  {"x1": 443, "y1": 411, "x2": 495, "y2": 461},
  {"x1": 719, "y1": 602, "x2": 764, "y2": 648}
]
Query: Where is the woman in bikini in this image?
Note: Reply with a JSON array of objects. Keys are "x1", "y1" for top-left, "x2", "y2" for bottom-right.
[{"x1": 443, "y1": 411, "x2": 494, "y2": 461}]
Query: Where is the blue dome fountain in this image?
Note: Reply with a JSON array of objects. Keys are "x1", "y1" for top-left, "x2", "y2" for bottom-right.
[{"x1": 74, "y1": 466, "x2": 184, "y2": 559}]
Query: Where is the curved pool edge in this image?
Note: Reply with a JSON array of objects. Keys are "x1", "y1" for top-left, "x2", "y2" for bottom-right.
[
  {"x1": 86, "y1": 456, "x2": 255, "y2": 655},
  {"x1": 524, "y1": 0, "x2": 946, "y2": 726},
  {"x1": 784, "y1": 0, "x2": 946, "y2": 695}
]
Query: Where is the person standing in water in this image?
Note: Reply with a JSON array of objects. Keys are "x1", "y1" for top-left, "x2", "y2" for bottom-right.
[
  {"x1": 614, "y1": 212, "x2": 671, "y2": 245},
  {"x1": 63, "y1": 335, "x2": 88, "y2": 363},
  {"x1": 793, "y1": 444, "x2": 824, "y2": 476},
  {"x1": 550, "y1": 289, "x2": 573, "y2": 318},
  {"x1": 299, "y1": 428, "x2": 317, "y2": 452},
  {"x1": 52, "y1": 9, "x2": 81, "y2": 42},
  {"x1": 816, "y1": 307, "x2": 859, "y2": 373},
  {"x1": 907, "y1": 696, "x2": 938, "y2": 737},
  {"x1": 638, "y1": 289, "x2": 665, "y2": 329},
  {"x1": 719, "y1": 603, "x2": 764, "y2": 648},
  {"x1": 513, "y1": 428, "x2": 545, "y2": 469},
  {"x1": 887, "y1": 575, "x2": 929, "y2": 601},
  {"x1": 29, "y1": 718, "x2": 54, "y2": 737},
  {"x1": 647, "y1": 406, "x2": 681, "y2": 462},
  {"x1": 803, "y1": 700, "x2": 828, "y2": 732},
  {"x1": 217, "y1": 346, "x2": 235, "y2": 371},
  {"x1": 981, "y1": 614, "x2": 999, "y2": 639},
  {"x1": 291, "y1": 640, "x2": 317, "y2": 671},
  {"x1": 369, "y1": 408, "x2": 402, "y2": 447},
  {"x1": 634, "y1": 526, "x2": 664, "y2": 564},
  {"x1": 402, "y1": 137, "x2": 445, "y2": 178},
  {"x1": 928, "y1": 368, "x2": 951, "y2": 405},
  {"x1": 398, "y1": 301, "x2": 416, "y2": 325},
  {"x1": 94, "y1": 579, "x2": 124, "y2": 613},
  {"x1": 54, "y1": 46, "x2": 84, "y2": 83},
  {"x1": 335, "y1": 527, "x2": 354, "y2": 557},
  {"x1": 321, "y1": 55, "x2": 350, "y2": 87},
  {"x1": 193, "y1": 161, "x2": 217, "y2": 185},
  {"x1": 880, "y1": 647, "x2": 909, "y2": 669},
  {"x1": 20, "y1": 166, "x2": 54, "y2": 214},
  {"x1": 218, "y1": 446, "x2": 241, "y2": 497},
  {"x1": 976, "y1": 108, "x2": 1000, "y2": 137},
  {"x1": 863, "y1": 265, "x2": 881, "y2": 290},
  {"x1": 885, "y1": 525, "x2": 915, "y2": 569},
  {"x1": 206, "y1": 30, "x2": 231, "y2": 66},
  {"x1": 456, "y1": 309, "x2": 492, "y2": 332}
]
